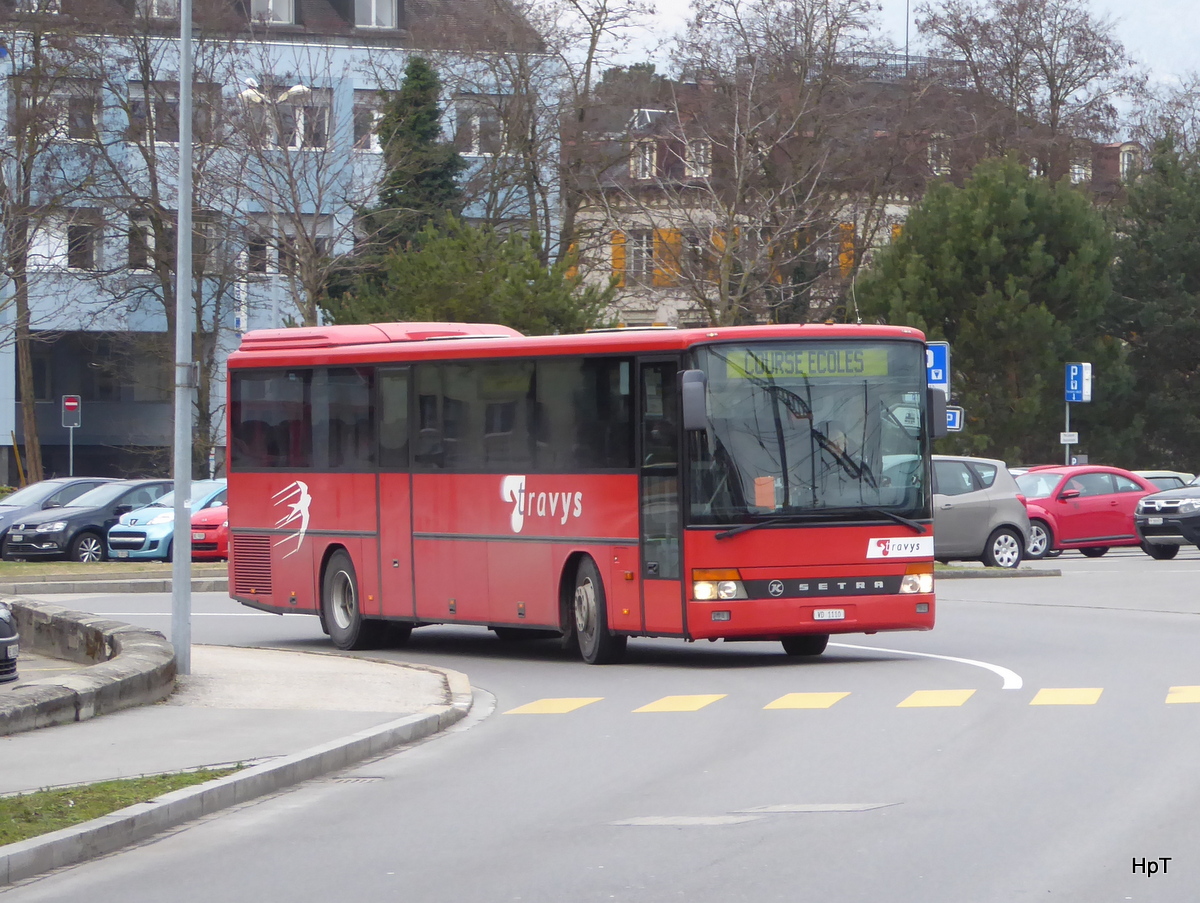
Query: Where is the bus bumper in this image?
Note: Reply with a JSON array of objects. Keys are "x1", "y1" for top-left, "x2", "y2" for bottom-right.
[{"x1": 685, "y1": 593, "x2": 934, "y2": 639}]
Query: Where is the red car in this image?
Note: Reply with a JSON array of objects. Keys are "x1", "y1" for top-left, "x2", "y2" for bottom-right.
[
  {"x1": 190, "y1": 503, "x2": 228, "y2": 560},
  {"x1": 1014, "y1": 465, "x2": 1158, "y2": 559}
]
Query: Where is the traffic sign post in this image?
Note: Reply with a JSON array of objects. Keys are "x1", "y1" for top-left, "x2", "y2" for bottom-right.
[
  {"x1": 1063, "y1": 363, "x2": 1092, "y2": 465},
  {"x1": 61, "y1": 395, "x2": 81, "y2": 476}
]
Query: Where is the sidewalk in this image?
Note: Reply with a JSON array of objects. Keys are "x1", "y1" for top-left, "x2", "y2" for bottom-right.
[{"x1": 0, "y1": 642, "x2": 473, "y2": 885}]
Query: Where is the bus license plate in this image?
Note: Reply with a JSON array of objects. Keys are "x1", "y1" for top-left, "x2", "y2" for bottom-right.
[
  {"x1": 813, "y1": 608, "x2": 845, "y2": 621},
  {"x1": 1147, "y1": 517, "x2": 1164, "y2": 525}
]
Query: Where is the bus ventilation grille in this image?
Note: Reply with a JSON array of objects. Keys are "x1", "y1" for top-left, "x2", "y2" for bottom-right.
[{"x1": 231, "y1": 534, "x2": 273, "y2": 597}]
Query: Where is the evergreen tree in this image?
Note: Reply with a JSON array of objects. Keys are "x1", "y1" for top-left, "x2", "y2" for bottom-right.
[
  {"x1": 366, "y1": 56, "x2": 465, "y2": 253},
  {"x1": 856, "y1": 157, "x2": 1130, "y2": 464},
  {"x1": 1111, "y1": 140, "x2": 1200, "y2": 468},
  {"x1": 322, "y1": 216, "x2": 614, "y2": 336}
]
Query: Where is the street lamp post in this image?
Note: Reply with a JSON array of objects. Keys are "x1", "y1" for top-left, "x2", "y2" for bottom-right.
[{"x1": 172, "y1": 0, "x2": 195, "y2": 676}]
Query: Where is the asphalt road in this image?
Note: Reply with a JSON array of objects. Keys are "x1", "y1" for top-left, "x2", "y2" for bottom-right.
[{"x1": 7, "y1": 546, "x2": 1200, "y2": 902}]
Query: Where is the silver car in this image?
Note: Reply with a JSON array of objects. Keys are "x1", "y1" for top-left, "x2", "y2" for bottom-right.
[{"x1": 932, "y1": 455, "x2": 1031, "y2": 568}]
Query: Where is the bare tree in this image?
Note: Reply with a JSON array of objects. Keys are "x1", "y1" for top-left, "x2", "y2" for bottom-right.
[
  {"x1": 916, "y1": 0, "x2": 1143, "y2": 175},
  {"x1": 1129, "y1": 72, "x2": 1200, "y2": 155}
]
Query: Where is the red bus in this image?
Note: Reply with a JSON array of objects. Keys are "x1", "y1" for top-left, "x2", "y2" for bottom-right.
[{"x1": 226, "y1": 321, "x2": 947, "y2": 663}]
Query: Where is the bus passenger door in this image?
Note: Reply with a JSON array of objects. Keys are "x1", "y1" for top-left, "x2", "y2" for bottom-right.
[
  {"x1": 377, "y1": 367, "x2": 416, "y2": 619},
  {"x1": 639, "y1": 359, "x2": 684, "y2": 635}
]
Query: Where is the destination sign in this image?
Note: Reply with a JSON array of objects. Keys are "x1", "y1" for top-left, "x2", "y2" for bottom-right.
[{"x1": 727, "y1": 347, "x2": 889, "y2": 379}]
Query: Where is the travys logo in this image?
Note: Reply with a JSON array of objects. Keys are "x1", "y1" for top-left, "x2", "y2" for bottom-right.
[
  {"x1": 866, "y1": 535, "x2": 934, "y2": 559},
  {"x1": 273, "y1": 480, "x2": 311, "y2": 558},
  {"x1": 501, "y1": 475, "x2": 583, "y2": 533}
]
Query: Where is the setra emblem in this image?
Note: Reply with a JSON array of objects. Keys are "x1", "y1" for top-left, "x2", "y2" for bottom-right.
[{"x1": 768, "y1": 580, "x2": 785, "y2": 597}]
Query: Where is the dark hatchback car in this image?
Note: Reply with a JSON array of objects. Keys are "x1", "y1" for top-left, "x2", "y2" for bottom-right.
[
  {"x1": 3, "y1": 479, "x2": 171, "y2": 562},
  {"x1": 0, "y1": 477, "x2": 113, "y2": 544},
  {"x1": 0, "y1": 601, "x2": 17, "y2": 683},
  {"x1": 1135, "y1": 481, "x2": 1200, "y2": 560}
]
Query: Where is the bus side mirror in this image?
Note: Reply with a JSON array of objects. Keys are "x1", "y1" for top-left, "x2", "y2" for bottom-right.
[
  {"x1": 681, "y1": 370, "x2": 708, "y2": 431},
  {"x1": 928, "y1": 388, "x2": 948, "y2": 439}
]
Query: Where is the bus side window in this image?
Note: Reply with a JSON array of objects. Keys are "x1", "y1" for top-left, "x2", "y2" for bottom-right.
[{"x1": 378, "y1": 369, "x2": 410, "y2": 470}]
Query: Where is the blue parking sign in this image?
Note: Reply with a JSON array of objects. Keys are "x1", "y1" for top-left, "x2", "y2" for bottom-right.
[
  {"x1": 1065, "y1": 363, "x2": 1092, "y2": 403},
  {"x1": 926, "y1": 342, "x2": 950, "y2": 396}
]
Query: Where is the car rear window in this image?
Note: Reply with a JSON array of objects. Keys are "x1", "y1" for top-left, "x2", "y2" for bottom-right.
[{"x1": 1016, "y1": 472, "x2": 1059, "y2": 499}]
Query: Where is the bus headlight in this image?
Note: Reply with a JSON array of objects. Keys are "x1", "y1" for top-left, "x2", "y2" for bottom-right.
[
  {"x1": 899, "y1": 563, "x2": 933, "y2": 594},
  {"x1": 692, "y1": 569, "x2": 748, "y2": 601}
]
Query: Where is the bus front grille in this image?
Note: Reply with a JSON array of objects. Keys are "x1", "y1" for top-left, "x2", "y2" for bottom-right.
[{"x1": 231, "y1": 534, "x2": 272, "y2": 596}]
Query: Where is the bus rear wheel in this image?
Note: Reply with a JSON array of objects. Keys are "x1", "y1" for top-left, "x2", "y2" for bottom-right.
[
  {"x1": 573, "y1": 557, "x2": 626, "y2": 665},
  {"x1": 781, "y1": 634, "x2": 829, "y2": 656},
  {"x1": 321, "y1": 550, "x2": 386, "y2": 650}
]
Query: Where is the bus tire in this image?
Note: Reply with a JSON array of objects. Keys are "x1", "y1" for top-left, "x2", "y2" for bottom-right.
[
  {"x1": 573, "y1": 557, "x2": 626, "y2": 665},
  {"x1": 321, "y1": 550, "x2": 385, "y2": 650},
  {"x1": 781, "y1": 634, "x2": 829, "y2": 656}
]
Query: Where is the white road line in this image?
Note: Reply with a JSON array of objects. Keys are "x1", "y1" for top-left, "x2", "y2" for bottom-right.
[
  {"x1": 831, "y1": 642, "x2": 1024, "y2": 690},
  {"x1": 84, "y1": 612, "x2": 279, "y2": 617}
]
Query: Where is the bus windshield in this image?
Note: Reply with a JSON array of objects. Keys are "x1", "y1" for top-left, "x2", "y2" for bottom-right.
[{"x1": 688, "y1": 341, "x2": 930, "y2": 525}]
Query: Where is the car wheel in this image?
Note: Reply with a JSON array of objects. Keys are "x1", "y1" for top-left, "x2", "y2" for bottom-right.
[
  {"x1": 1141, "y1": 542, "x2": 1178, "y2": 560},
  {"x1": 1080, "y1": 547, "x2": 1109, "y2": 558},
  {"x1": 574, "y1": 556, "x2": 626, "y2": 665},
  {"x1": 1026, "y1": 520, "x2": 1052, "y2": 560},
  {"x1": 70, "y1": 532, "x2": 105, "y2": 563},
  {"x1": 781, "y1": 634, "x2": 830, "y2": 656},
  {"x1": 983, "y1": 527, "x2": 1023, "y2": 569},
  {"x1": 320, "y1": 550, "x2": 386, "y2": 650}
]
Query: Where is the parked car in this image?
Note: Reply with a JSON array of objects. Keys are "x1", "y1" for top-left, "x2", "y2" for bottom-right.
[
  {"x1": 1015, "y1": 466, "x2": 1158, "y2": 559},
  {"x1": 0, "y1": 477, "x2": 114, "y2": 546},
  {"x1": 1134, "y1": 481, "x2": 1200, "y2": 560},
  {"x1": 107, "y1": 480, "x2": 226, "y2": 561},
  {"x1": 1133, "y1": 470, "x2": 1194, "y2": 491},
  {"x1": 0, "y1": 601, "x2": 17, "y2": 684},
  {"x1": 2, "y1": 479, "x2": 172, "y2": 562},
  {"x1": 931, "y1": 455, "x2": 1030, "y2": 568},
  {"x1": 190, "y1": 500, "x2": 229, "y2": 561}
]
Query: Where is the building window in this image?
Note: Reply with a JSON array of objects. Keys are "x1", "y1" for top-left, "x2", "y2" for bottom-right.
[
  {"x1": 684, "y1": 139, "x2": 711, "y2": 178},
  {"x1": 68, "y1": 222, "x2": 98, "y2": 270},
  {"x1": 136, "y1": 0, "x2": 178, "y2": 17},
  {"x1": 355, "y1": 0, "x2": 395, "y2": 27},
  {"x1": 246, "y1": 233, "x2": 269, "y2": 273},
  {"x1": 128, "y1": 83, "x2": 180, "y2": 143},
  {"x1": 353, "y1": 91, "x2": 383, "y2": 151},
  {"x1": 1070, "y1": 158, "x2": 1092, "y2": 184},
  {"x1": 631, "y1": 140, "x2": 656, "y2": 180},
  {"x1": 1120, "y1": 147, "x2": 1137, "y2": 182},
  {"x1": 271, "y1": 91, "x2": 329, "y2": 149},
  {"x1": 250, "y1": 0, "x2": 292, "y2": 23},
  {"x1": 625, "y1": 229, "x2": 654, "y2": 285},
  {"x1": 455, "y1": 95, "x2": 505, "y2": 156},
  {"x1": 928, "y1": 133, "x2": 950, "y2": 176},
  {"x1": 17, "y1": 0, "x2": 60, "y2": 12}
]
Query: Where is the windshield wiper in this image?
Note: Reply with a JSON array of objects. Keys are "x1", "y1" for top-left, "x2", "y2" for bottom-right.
[
  {"x1": 863, "y1": 508, "x2": 926, "y2": 534},
  {"x1": 715, "y1": 517, "x2": 791, "y2": 540}
]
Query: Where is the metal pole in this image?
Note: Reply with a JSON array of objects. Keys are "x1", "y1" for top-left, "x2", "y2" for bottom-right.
[
  {"x1": 1064, "y1": 401, "x2": 1070, "y2": 466},
  {"x1": 172, "y1": 0, "x2": 195, "y2": 676},
  {"x1": 68, "y1": 426, "x2": 73, "y2": 476}
]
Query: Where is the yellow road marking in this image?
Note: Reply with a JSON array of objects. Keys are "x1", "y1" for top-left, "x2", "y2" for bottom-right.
[
  {"x1": 503, "y1": 697, "x2": 603, "y2": 715},
  {"x1": 897, "y1": 689, "x2": 976, "y2": 708},
  {"x1": 764, "y1": 692, "x2": 850, "y2": 710},
  {"x1": 1030, "y1": 688, "x2": 1103, "y2": 706},
  {"x1": 1166, "y1": 686, "x2": 1200, "y2": 704},
  {"x1": 634, "y1": 694, "x2": 727, "y2": 713}
]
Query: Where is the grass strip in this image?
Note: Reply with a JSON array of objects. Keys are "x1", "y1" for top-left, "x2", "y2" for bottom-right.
[
  {"x1": 0, "y1": 768, "x2": 238, "y2": 846},
  {"x1": 0, "y1": 561, "x2": 226, "y2": 578}
]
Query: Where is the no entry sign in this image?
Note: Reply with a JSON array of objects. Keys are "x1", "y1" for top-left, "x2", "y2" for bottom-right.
[{"x1": 62, "y1": 395, "x2": 81, "y2": 428}]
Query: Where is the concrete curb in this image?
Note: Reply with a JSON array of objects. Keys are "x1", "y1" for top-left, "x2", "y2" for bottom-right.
[
  {"x1": 936, "y1": 567, "x2": 1061, "y2": 579},
  {"x1": 0, "y1": 666, "x2": 473, "y2": 886},
  {"x1": 0, "y1": 599, "x2": 175, "y2": 735},
  {"x1": 0, "y1": 578, "x2": 228, "y2": 595}
]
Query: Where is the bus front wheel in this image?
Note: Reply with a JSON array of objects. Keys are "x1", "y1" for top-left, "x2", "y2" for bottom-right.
[
  {"x1": 781, "y1": 634, "x2": 829, "y2": 656},
  {"x1": 321, "y1": 550, "x2": 386, "y2": 650},
  {"x1": 573, "y1": 557, "x2": 627, "y2": 665}
]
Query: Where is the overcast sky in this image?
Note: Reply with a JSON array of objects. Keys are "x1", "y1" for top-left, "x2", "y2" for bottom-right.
[{"x1": 644, "y1": 0, "x2": 1197, "y2": 84}]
